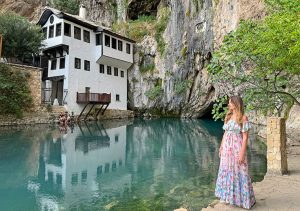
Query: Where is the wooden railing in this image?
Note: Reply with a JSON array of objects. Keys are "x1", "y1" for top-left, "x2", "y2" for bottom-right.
[{"x1": 76, "y1": 92, "x2": 111, "y2": 104}]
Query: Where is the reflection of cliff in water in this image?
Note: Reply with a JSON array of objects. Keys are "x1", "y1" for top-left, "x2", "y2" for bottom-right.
[{"x1": 115, "y1": 118, "x2": 225, "y2": 210}]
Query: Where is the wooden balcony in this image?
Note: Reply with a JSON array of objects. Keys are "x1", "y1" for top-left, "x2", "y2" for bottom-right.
[{"x1": 77, "y1": 93, "x2": 111, "y2": 104}]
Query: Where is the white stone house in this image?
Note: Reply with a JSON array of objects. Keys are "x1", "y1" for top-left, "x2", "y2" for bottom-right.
[{"x1": 37, "y1": 6, "x2": 135, "y2": 115}]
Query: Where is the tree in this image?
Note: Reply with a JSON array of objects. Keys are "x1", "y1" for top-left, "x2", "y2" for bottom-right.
[
  {"x1": 51, "y1": 0, "x2": 80, "y2": 15},
  {"x1": 208, "y1": 1, "x2": 300, "y2": 119},
  {"x1": 0, "y1": 12, "x2": 44, "y2": 63}
]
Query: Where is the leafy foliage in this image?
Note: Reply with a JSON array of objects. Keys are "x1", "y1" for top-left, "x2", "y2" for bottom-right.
[
  {"x1": 112, "y1": 7, "x2": 170, "y2": 55},
  {"x1": 174, "y1": 80, "x2": 192, "y2": 95},
  {"x1": 51, "y1": 0, "x2": 80, "y2": 15},
  {"x1": 264, "y1": 0, "x2": 300, "y2": 13},
  {"x1": 0, "y1": 12, "x2": 44, "y2": 63},
  {"x1": 208, "y1": 3, "x2": 300, "y2": 117},
  {"x1": 140, "y1": 62, "x2": 155, "y2": 74},
  {"x1": 112, "y1": 15, "x2": 156, "y2": 42},
  {"x1": 0, "y1": 64, "x2": 32, "y2": 117},
  {"x1": 145, "y1": 85, "x2": 163, "y2": 100},
  {"x1": 155, "y1": 7, "x2": 170, "y2": 55},
  {"x1": 211, "y1": 96, "x2": 228, "y2": 121}
]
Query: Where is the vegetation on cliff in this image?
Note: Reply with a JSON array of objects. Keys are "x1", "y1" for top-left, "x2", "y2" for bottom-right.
[
  {"x1": 0, "y1": 64, "x2": 32, "y2": 117},
  {"x1": 112, "y1": 7, "x2": 170, "y2": 55},
  {"x1": 51, "y1": 0, "x2": 79, "y2": 15},
  {"x1": 208, "y1": 0, "x2": 300, "y2": 119}
]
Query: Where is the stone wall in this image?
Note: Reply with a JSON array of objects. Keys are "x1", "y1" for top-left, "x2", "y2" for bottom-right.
[
  {"x1": 9, "y1": 63, "x2": 42, "y2": 111},
  {"x1": 95, "y1": 109, "x2": 134, "y2": 120},
  {"x1": 267, "y1": 117, "x2": 288, "y2": 175}
]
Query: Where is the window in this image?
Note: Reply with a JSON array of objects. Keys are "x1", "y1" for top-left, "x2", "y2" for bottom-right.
[
  {"x1": 112, "y1": 38, "x2": 117, "y2": 49},
  {"x1": 81, "y1": 171, "x2": 87, "y2": 183},
  {"x1": 74, "y1": 26, "x2": 81, "y2": 40},
  {"x1": 51, "y1": 59, "x2": 57, "y2": 70},
  {"x1": 121, "y1": 70, "x2": 124, "y2": 78},
  {"x1": 59, "y1": 57, "x2": 65, "y2": 69},
  {"x1": 96, "y1": 33, "x2": 102, "y2": 45},
  {"x1": 116, "y1": 94, "x2": 120, "y2": 101},
  {"x1": 112, "y1": 161, "x2": 117, "y2": 171},
  {"x1": 99, "y1": 64, "x2": 104, "y2": 73},
  {"x1": 50, "y1": 16, "x2": 54, "y2": 24},
  {"x1": 97, "y1": 166, "x2": 103, "y2": 176},
  {"x1": 42, "y1": 27, "x2": 47, "y2": 39},
  {"x1": 118, "y1": 40, "x2": 123, "y2": 51},
  {"x1": 105, "y1": 35, "x2": 110, "y2": 47},
  {"x1": 126, "y1": 43, "x2": 131, "y2": 54},
  {"x1": 75, "y1": 58, "x2": 81, "y2": 69},
  {"x1": 107, "y1": 66, "x2": 112, "y2": 75},
  {"x1": 114, "y1": 67, "x2": 118, "y2": 76},
  {"x1": 49, "y1": 25, "x2": 54, "y2": 38},
  {"x1": 64, "y1": 23, "x2": 71, "y2": 36},
  {"x1": 105, "y1": 163, "x2": 110, "y2": 173},
  {"x1": 56, "y1": 23, "x2": 61, "y2": 36},
  {"x1": 84, "y1": 60, "x2": 90, "y2": 71},
  {"x1": 83, "y1": 30, "x2": 90, "y2": 43},
  {"x1": 115, "y1": 135, "x2": 119, "y2": 142},
  {"x1": 71, "y1": 173, "x2": 78, "y2": 185}
]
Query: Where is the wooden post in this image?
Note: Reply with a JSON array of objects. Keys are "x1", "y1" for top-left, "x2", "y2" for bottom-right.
[{"x1": 0, "y1": 34, "x2": 2, "y2": 59}]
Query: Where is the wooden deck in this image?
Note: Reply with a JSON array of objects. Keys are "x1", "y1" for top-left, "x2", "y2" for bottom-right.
[
  {"x1": 77, "y1": 93, "x2": 111, "y2": 104},
  {"x1": 76, "y1": 93, "x2": 111, "y2": 121}
]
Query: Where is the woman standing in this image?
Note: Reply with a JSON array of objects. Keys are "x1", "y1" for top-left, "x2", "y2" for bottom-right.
[{"x1": 215, "y1": 96, "x2": 256, "y2": 209}]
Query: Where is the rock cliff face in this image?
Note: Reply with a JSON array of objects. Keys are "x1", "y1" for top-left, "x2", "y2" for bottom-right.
[
  {"x1": 0, "y1": 0, "x2": 46, "y2": 21},
  {"x1": 128, "y1": 0, "x2": 265, "y2": 117}
]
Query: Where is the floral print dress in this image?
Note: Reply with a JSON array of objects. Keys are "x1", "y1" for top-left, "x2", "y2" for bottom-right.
[{"x1": 215, "y1": 119, "x2": 256, "y2": 209}]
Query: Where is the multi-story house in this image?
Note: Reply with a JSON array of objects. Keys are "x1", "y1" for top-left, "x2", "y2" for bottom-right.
[{"x1": 37, "y1": 5, "x2": 135, "y2": 116}]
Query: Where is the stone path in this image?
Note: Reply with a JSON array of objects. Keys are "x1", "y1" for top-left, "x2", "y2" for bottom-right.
[
  {"x1": 175, "y1": 145, "x2": 300, "y2": 211},
  {"x1": 201, "y1": 145, "x2": 300, "y2": 211}
]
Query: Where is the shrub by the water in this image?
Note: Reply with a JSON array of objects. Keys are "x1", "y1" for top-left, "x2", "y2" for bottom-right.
[{"x1": 0, "y1": 64, "x2": 32, "y2": 117}]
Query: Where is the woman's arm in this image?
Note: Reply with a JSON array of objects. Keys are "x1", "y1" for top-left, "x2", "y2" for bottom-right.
[
  {"x1": 239, "y1": 116, "x2": 249, "y2": 165},
  {"x1": 219, "y1": 131, "x2": 226, "y2": 157}
]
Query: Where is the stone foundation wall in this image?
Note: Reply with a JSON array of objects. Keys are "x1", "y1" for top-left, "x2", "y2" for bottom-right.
[
  {"x1": 9, "y1": 63, "x2": 42, "y2": 111},
  {"x1": 267, "y1": 117, "x2": 288, "y2": 175},
  {"x1": 96, "y1": 109, "x2": 134, "y2": 120}
]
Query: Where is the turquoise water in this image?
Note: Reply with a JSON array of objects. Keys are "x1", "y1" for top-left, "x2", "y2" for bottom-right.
[{"x1": 0, "y1": 118, "x2": 266, "y2": 211}]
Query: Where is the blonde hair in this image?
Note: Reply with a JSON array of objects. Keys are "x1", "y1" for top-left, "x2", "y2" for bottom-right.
[{"x1": 224, "y1": 96, "x2": 244, "y2": 126}]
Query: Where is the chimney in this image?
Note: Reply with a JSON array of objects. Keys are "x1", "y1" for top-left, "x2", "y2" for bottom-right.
[{"x1": 79, "y1": 4, "x2": 87, "y2": 19}]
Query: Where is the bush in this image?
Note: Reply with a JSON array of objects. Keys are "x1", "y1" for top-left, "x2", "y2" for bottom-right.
[
  {"x1": 140, "y1": 62, "x2": 155, "y2": 74},
  {"x1": 174, "y1": 80, "x2": 192, "y2": 95},
  {"x1": 0, "y1": 64, "x2": 32, "y2": 117},
  {"x1": 145, "y1": 85, "x2": 163, "y2": 100}
]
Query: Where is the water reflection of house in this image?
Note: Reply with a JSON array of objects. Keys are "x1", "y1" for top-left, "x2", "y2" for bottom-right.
[{"x1": 38, "y1": 123, "x2": 131, "y2": 210}]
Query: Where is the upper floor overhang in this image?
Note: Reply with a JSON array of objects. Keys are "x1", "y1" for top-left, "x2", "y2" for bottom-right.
[
  {"x1": 37, "y1": 7, "x2": 136, "y2": 44},
  {"x1": 97, "y1": 55, "x2": 133, "y2": 70}
]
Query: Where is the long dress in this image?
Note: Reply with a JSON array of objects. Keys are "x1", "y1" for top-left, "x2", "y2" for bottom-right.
[{"x1": 215, "y1": 119, "x2": 256, "y2": 209}]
